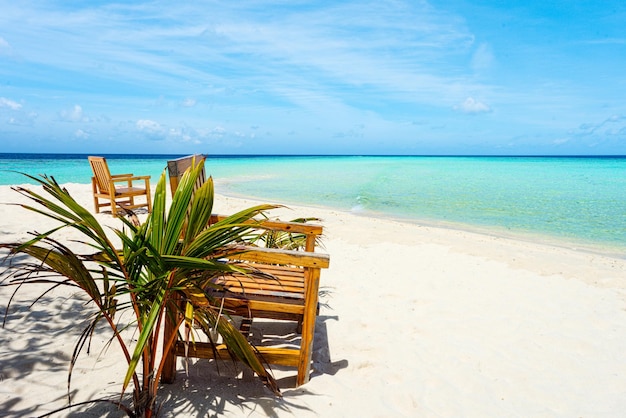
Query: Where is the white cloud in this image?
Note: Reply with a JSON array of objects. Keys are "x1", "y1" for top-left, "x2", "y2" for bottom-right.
[
  {"x1": 5, "y1": 110, "x2": 36, "y2": 126},
  {"x1": 573, "y1": 114, "x2": 626, "y2": 141},
  {"x1": 135, "y1": 120, "x2": 243, "y2": 145},
  {"x1": 0, "y1": 37, "x2": 12, "y2": 56},
  {"x1": 210, "y1": 126, "x2": 226, "y2": 137},
  {"x1": 0, "y1": 1, "x2": 480, "y2": 111},
  {"x1": 59, "y1": 105, "x2": 85, "y2": 122},
  {"x1": 168, "y1": 127, "x2": 193, "y2": 142},
  {"x1": 584, "y1": 38, "x2": 626, "y2": 45},
  {"x1": 455, "y1": 97, "x2": 491, "y2": 114},
  {"x1": 471, "y1": 43, "x2": 494, "y2": 72},
  {"x1": 136, "y1": 119, "x2": 163, "y2": 132},
  {"x1": 75, "y1": 129, "x2": 89, "y2": 138},
  {"x1": 136, "y1": 119, "x2": 169, "y2": 141},
  {"x1": 576, "y1": 114, "x2": 626, "y2": 136},
  {"x1": 0, "y1": 97, "x2": 22, "y2": 110},
  {"x1": 552, "y1": 137, "x2": 569, "y2": 145}
]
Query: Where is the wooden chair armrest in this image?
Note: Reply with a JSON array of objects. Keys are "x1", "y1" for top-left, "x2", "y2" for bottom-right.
[
  {"x1": 225, "y1": 246, "x2": 330, "y2": 269},
  {"x1": 211, "y1": 214, "x2": 323, "y2": 236},
  {"x1": 111, "y1": 173, "x2": 134, "y2": 178},
  {"x1": 110, "y1": 175, "x2": 151, "y2": 183}
]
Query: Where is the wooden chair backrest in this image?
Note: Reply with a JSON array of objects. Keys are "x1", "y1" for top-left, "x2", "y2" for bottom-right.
[
  {"x1": 167, "y1": 154, "x2": 207, "y2": 195},
  {"x1": 166, "y1": 154, "x2": 321, "y2": 251},
  {"x1": 88, "y1": 156, "x2": 113, "y2": 194}
]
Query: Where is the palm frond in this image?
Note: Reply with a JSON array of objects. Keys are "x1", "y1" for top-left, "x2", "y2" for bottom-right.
[
  {"x1": 255, "y1": 217, "x2": 324, "y2": 250},
  {"x1": 1, "y1": 166, "x2": 284, "y2": 416}
]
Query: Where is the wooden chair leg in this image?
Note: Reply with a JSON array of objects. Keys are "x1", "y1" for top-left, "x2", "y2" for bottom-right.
[
  {"x1": 297, "y1": 316, "x2": 315, "y2": 386},
  {"x1": 161, "y1": 299, "x2": 181, "y2": 383},
  {"x1": 161, "y1": 337, "x2": 177, "y2": 382},
  {"x1": 296, "y1": 270, "x2": 321, "y2": 386},
  {"x1": 91, "y1": 178, "x2": 100, "y2": 213},
  {"x1": 110, "y1": 197, "x2": 117, "y2": 216},
  {"x1": 296, "y1": 317, "x2": 304, "y2": 334},
  {"x1": 239, "y1": 317, "x2": 253, "y2": 338}
]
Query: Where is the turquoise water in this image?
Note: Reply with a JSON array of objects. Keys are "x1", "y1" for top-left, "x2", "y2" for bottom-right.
[{"x1": 1, "y1": 154, "x2": 625, "y2": 254}]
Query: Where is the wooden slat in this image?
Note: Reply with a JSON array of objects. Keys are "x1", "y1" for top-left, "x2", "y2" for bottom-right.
[
  {"x1": 174, "y1": 341, "x2": 301, "y2": 367},
  {"x1": 229, "y1": 247, "x2": 330, "y2": 268},
  {"x1": 211, "y1": 214, "x2": 323, "y2": 236},
  {"x1": 208, "y1": 264, "x2": 308, "y2": 302},
  {"x1": 220, "y1": 298, "x2": 306, "y2": 316},
  {"x1": 215, "y1": 277, "x2": 304, "y2": 293},
  {"x1": 217, "y1": 286, "x2": 304, "y2": 297}
]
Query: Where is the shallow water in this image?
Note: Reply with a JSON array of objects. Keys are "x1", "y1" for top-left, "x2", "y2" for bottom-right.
[{"x1": 1, "y1": 154, "x2": 624, "y2": 254}]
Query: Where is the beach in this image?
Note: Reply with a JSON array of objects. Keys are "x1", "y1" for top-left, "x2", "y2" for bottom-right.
[{"x1": 2, "y1": 183, "x2": 626, "y2": 417}]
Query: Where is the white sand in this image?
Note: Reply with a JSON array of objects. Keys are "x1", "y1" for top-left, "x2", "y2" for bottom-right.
[{"x1": 1, "y1": 183, "x2": 626, "y2": 417}]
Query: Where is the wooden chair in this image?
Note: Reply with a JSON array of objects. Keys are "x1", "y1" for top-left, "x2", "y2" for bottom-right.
[
  {"x1": 166, "y1": 154, "x2": 207, "y2": 193},
  {"x1": 88, "y1": 156, "x2": 152, "y2": 216},
  {"x1": 161, "y1": 155, "x2": 330, "y2": 387}
]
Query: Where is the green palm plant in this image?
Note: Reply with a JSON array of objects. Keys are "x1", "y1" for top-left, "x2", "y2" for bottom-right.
[
  {"x1": 254, "y1": 217, "x2": 324, "y2": 250},
  {"x1": 0, "y1": 161, "x2": 280, "y2": 417}
]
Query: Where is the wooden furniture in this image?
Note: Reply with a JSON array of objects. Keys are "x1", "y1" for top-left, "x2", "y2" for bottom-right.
[
  {"x1": 88, "y1": 156, "x2": 152, "y2": 216},
  {"x1": 166, "y1": 154, "x2": 207, "y2": 193},
  {"x1": 161, "y1": 155, "x2": 330, "y2": 387}
]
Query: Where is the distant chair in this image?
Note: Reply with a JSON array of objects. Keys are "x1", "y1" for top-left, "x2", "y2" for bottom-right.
[{"x1": 88, "y1": 156, "x2": 152, "y2": 216}]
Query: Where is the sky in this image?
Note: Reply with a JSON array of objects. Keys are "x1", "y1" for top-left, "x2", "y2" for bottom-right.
[{"x1": 1, "y1": 0, "x2": 625, "y2": 155}]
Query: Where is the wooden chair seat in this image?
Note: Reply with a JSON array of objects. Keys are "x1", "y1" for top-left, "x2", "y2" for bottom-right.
[
  {"x1": 204, "y1": 263, "x2": 315, "y2": 322},
  {"x1": 112, "y1": 186, "x2": 149, "y2": 196}
]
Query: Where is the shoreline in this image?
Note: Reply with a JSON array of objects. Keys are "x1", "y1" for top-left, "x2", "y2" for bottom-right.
[
  {"x1": 213, "y1": 183, "x2": 626, "y2": 261},
  {"x1": 215, "y1": 190, "x2": 626, "y2": 285},
  {"x1": 3, "y1": 180, "x2": 625, "y2": 270},
  {"x1": 2, "y1": 183, "x2": 626, "y2": 416}
]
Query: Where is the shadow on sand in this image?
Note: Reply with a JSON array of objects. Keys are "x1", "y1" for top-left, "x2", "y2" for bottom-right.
[
  {"x1": 1, "y1": 288, "x2": 348, "y2": 418},
  {"x1": 154, "y1": 314, "x2": 348, "y2": 417}
]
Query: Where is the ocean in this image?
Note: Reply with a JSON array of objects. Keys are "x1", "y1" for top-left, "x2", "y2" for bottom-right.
[{"x1": 1, "y1": 153, "x2": 624, "y2": 255}]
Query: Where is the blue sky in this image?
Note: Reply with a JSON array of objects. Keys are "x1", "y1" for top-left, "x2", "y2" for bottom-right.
[{"x1": 1, "y1": 1, "x2": 625, "y2": 155}]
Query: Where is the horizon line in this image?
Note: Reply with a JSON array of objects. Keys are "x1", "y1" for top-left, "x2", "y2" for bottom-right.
[{"x1": 1, "y1": 152, "x2": 626, "y2": 158}]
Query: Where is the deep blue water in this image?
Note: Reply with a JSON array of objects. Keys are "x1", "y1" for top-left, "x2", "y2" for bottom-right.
[{"x1": 1, "y1": 153, "x2": 625, "y2": 254}]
